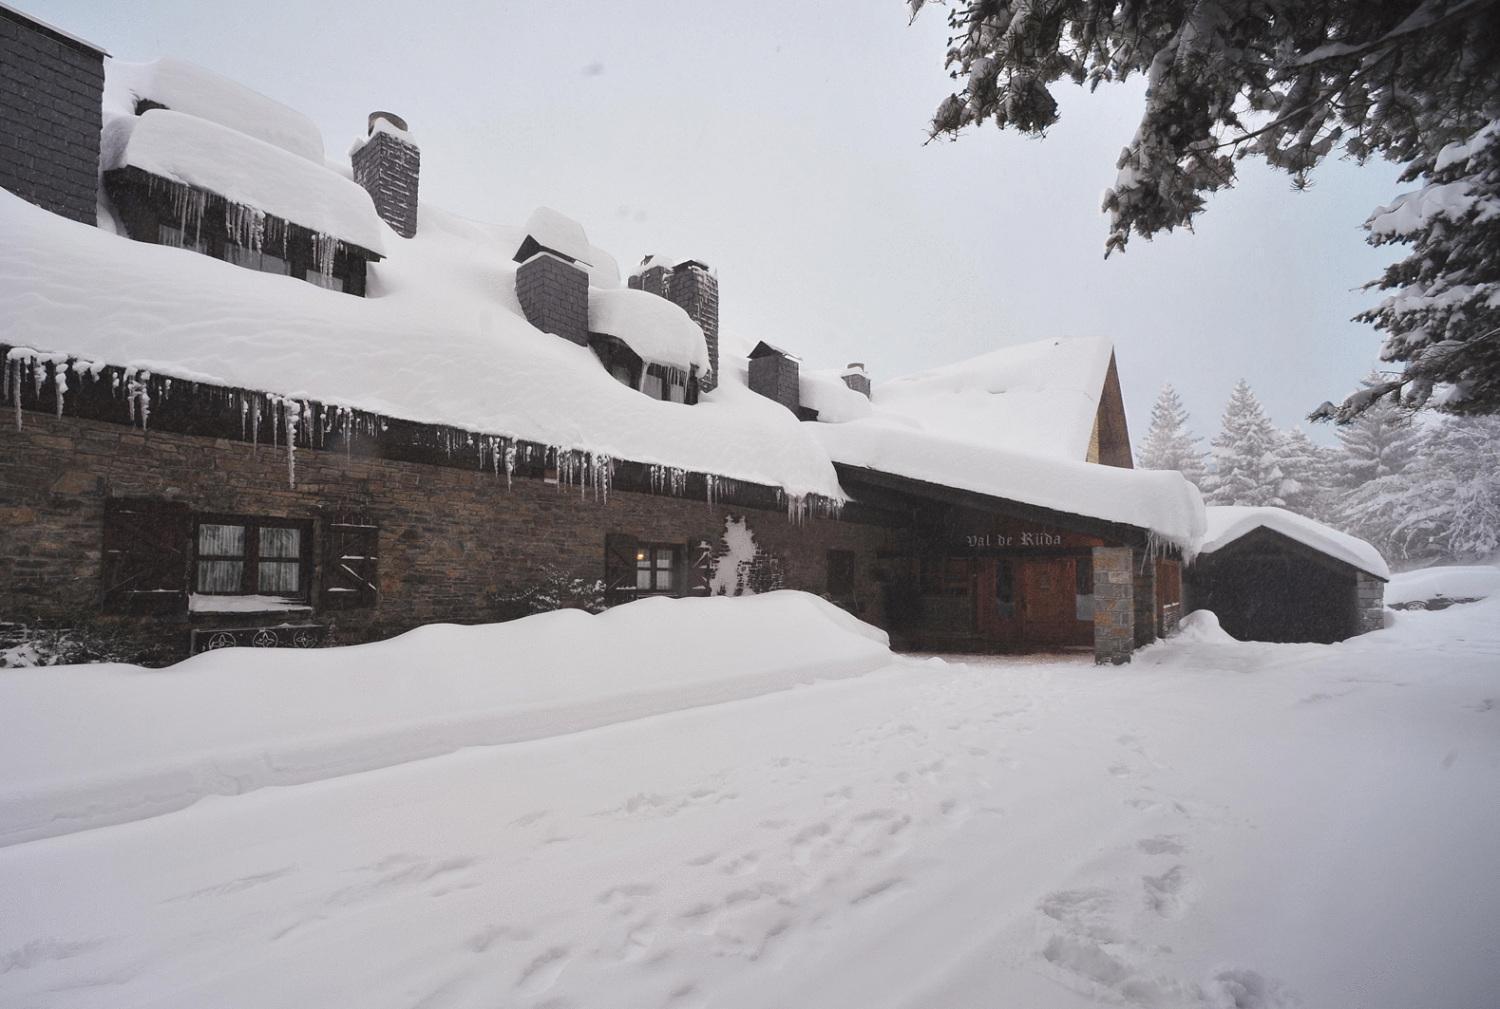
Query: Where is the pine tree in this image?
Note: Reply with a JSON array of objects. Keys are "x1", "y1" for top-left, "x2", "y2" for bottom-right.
[
  {"x1": 910, "y1": 0, "x2": 1500, "y2": 416},
  {"x1": 1137, "y1": 383, "x2": 1206, "y2": 487},
  {"x1": 1273, "y1": 427, "x2": 1335, "y2": 519},
  {"x1": 1334, "y1": 372, "x2": 1424, "y2": 486},
  {"x1": 1394, "y1": 416, "x2": 1500, "y2": 560},
  {"x1": 1206, "y1": 381, "x2": 1284, "y2": 507}
]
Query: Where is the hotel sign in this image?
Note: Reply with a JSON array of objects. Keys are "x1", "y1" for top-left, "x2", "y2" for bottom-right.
[{"x1": 963, "y1": 531, "x2": 1064, "y2": 549}]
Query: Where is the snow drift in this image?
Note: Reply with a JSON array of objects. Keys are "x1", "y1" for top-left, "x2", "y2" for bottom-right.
[{"x1": 0, "y1": 592, "x2": 894, "y2": 847}]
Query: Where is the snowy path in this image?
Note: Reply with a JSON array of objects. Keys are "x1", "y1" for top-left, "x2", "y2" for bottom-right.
[{"x1": 3, "y1": 601, "x2": 1499, "y2": 1008}]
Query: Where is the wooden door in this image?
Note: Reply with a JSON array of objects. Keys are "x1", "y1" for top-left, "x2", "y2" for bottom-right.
[
  {"x1": 976, "y1": 557, "x2": 1022, "y2": 645},
  {"x1": 1021, "y1": 556, "x2": 1078, "y2": 645}
]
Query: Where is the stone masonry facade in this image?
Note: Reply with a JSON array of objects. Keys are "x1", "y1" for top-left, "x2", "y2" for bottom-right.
[
  {"x1": 1355, "y1": 570, "x2": 1385, "y2": 634},
  {"x1": 0, "y1": 8, "x2": 104, "y2": 226},
  {"x1": 1, "y1": 412, "x2": 901, "y2": 663},
  {"x1": 668, "y1": 265, "x2": 719, "y2": 392},
  {"x1": 1092, "y1": 546, "x2": 1134, "y2": 664},
  {"x1": 516, "y1": 252, "x2": 590, "y2": 346},
  {"x1": 351, "y1": 129, "x2": 420, "y2": 239}
]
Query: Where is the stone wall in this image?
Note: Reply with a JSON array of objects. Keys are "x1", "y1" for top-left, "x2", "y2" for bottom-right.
[
  {"x1": 516, "y1": 252, "x2": 589, "y2": 346},
  {"x1": 351, "y1": 130, "x2": 420, "y2": 239},
  {"x1": 667, "y1": 265, "x2": 719, "y2": 393},
  {"x1": 0, "y1": 8, "x2": 104, "y2": 225},
  {"x1": 1092, "y1": 546, "x2": 1134, "y2": 664},
  {"x1": 0, "y1": 412, "x2": 900, "y2": 663},
  {"x1": 1355, "y1": 571, "x2": 1385, "y2": 634}
]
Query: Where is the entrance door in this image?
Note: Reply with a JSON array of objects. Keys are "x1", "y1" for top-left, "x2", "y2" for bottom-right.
[{"x1": 1021, "y1": 556, "x2": 1079, "y2": 645}]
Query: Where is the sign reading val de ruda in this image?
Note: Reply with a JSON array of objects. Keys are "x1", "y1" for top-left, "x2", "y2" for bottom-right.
[{"x1": 952, "y1": 518, "x2": 1105, "y2": 552}]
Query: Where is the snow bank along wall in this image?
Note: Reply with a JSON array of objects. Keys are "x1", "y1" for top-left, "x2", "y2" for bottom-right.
[{"x1": 0, "y1": 5, "x2": 104, "y2": 225}]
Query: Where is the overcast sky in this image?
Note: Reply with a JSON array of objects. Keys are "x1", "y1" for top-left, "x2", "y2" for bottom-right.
[{"x1": 35, "y1": 0, "x2": 1405, "y2": 446}]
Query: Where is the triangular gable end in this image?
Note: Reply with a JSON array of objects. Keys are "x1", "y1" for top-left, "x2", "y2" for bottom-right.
[{"x1": 1087, "y1": 351, "x2": 1133, "y2": 468}]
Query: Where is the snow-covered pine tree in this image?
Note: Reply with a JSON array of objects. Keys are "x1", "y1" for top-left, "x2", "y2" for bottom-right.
[
  {"x1": 1375, "y1": 415, "x2": 1500, "y2": 562},
  {"x1": 1334, "y1": 372, "x2": 1424, "y2": 487},
  {"x1": 1137, "y1": 383, "x2": 1206, "y2": 487},
  {"x1": 910, "y1": 0, "x2": 1500, "y2": 416},
  {"x1": 1274, "y1": 427, "x2": 1335, "y2": 520},
  {"x1": 1206, "y1": 381, "x2": 1284, "y2": 507},
  {"x1": 1347, "y1": 121, "x2": 1500, "y2": 415}
]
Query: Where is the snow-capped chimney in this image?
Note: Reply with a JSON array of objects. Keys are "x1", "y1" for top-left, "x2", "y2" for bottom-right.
[
  {"x1": 516, "y1": 252, "x2": 589, "y2": 346},
  {"x1": 841, "y1": 363, "x2": 871, "y2": 399},
  {"x1": 748, "y1": 342, "x2": 800, "y2": 415},
  {"x1": 351, "y1": 111, "x2": 419, "y2": 238},
  {"x1": 627, "y1": 255, "x2": 672, "y2": 299},
  {"x1": 668, "y1": 260, "x2": 719, "y2": 393}
]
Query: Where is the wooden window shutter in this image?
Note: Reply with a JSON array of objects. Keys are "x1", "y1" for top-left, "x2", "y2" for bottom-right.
[
  {"x1": 685, "y1": 534, "x2": 714, "y2": 597},
  {"x1": 603, "y1": 533, "x2": 639, "y2": 606},
  {"x1": 322, "y1": 512, "x2": 379, "y2": 609},
  {"x1": 101, "y1": 497, "x2": 191, "y2": 613}
]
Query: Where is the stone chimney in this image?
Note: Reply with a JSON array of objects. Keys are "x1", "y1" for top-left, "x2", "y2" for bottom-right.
[
  {"x1": 667, "y1": 260, "x2": 719, "y2": 393},
  {"x1": 841, "y1": 362, "x2": 871, "y2": 398},
  {"x1": 351, "y1": 111, "x2": 419, "y2": 238},
  {"x1": 516, "y1": 252, "x2": 589, "y2": 346},
  {"x1": 627, "y1": 255, "x2": 672, "y2": 299},
  {"x1": 748, "y1": 342, "x2": 800, "y2": 414}
]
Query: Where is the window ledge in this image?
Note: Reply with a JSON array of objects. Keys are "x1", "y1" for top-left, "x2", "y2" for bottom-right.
[{"x1": 188, "y1": 594, "x2": 313, "y2": 615}]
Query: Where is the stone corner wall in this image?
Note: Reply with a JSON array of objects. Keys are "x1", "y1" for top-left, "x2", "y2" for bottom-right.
[
  {"x1": 1093, "y1": 546, "x2": 1134, "y2": 665},
  {"x1": 351, "y1": 131, "x2": 420, "y2": 239},
  {"x1": 516, "y1": 253, "x2": 589, "y2": 345},
  {"x1": 1355, "y1": 571, "x2": 1385, "y2": 635},
  {"x1": 668, "y1": 266, "x2": 719, "y2": 394},
  {"x1": 0, "y1": 9, "x2": 104, "y2": 226}
]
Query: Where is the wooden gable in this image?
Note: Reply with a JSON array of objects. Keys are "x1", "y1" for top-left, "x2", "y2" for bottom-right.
[{"x1": 1087, "y1": 351, "x2": 1134, "y2": 469}]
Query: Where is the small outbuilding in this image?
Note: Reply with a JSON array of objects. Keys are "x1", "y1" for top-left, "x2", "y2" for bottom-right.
[{"x1": 1187, "y1": 507, "x2": 1388, "y2": 643}]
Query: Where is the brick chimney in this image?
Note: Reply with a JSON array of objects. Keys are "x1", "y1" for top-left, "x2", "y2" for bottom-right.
[
  {"x1": 627, "y1": 255, "x2": 672, "y2": 299},
  {"x1": 516, "y1": 252, "x2": 589, "y2": 346},
  {"x1": 748, "y1": 342, "x2": 800, "y2": 414},
  {"x1": 351, "y1": 111, "x2": 419, "y2": 238},
  {"x1": 841, "y1": 362, "x2": 871, "y2": 398},
  {"x1": 667, "y1": 260, "x2": 719, "y2": 393}
]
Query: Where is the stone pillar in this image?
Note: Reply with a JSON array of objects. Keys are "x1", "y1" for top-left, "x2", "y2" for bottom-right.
[
  {"x1": 1354, "y1": 571, "x2": 1385, "y2": 635},
  {"x1": 842, "y1": 363, "x2": 871, "y2": 398},
  {"x1": 1092, "y1": 546, "x2": 1134, "y2": 665},
  {"x1": 351, "y1": 112, "x2": 420, "y2": 239},
  {"x1": 668, "y1": 262, "x2": 719, "y2": 393},
  {"x1": 516, "y1": 252, "x2": 589, "y2": 346}
]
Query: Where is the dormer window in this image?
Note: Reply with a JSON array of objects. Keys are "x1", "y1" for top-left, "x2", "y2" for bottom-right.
[
  {"x1": 157, "y1": 223, "x2": 206, "y2": 254},
  {"x1": 226, "y1": 242, "x2": 291, "y2": 276},
  {"x1": 642, "y1": 364, "x2": 688, "y2": 403},
  {"x1": 305, "y1": 270, "x2": 345, "y2": 292}
]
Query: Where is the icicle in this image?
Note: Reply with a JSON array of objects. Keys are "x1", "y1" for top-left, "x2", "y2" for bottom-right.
[
  {"x1": 312, "y1": 232, "x2": 338, "y2": 283},
  {"x1": 284, "y1": 400, "x2": 301, "y2": 488},
  {"x1": 504, "y1": 443, "x2": 516, "y2": 489},
  {"x1": 52, "y1": 360, "x2": 67, "y2": 417},
  {"x1": 9, "y1": 357, "x2": 21, "y2": 432},
  {"x1": 251, "y1": 396, "x2": 262, "y2": 452}
]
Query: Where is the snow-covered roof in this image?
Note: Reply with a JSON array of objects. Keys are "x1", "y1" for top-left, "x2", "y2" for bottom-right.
[
  {"x1": 515, "y1": 207, "x2": 594, "y2": 265},
  {"x1": 870, "y1": 336, "x2": 1115, "y2": 461},
  {"x1": 1199, "y1": 506, "x2": 1390, "y2": 580},
  {"x1": 102, "y1": 110, "x2": 388, "y2": 254},
  {"x1": 588, "y1": 287, "x2": 711, "y2": 372},
  {"x1": 0, "y1": 188, "x2": 842, "y2": 499},
  {"x1": 812, "y1": 421, "x2": 1204, "y2": 552},
  {"x1": 105, "y1": 57, "x2": 323, "y2": 163}
]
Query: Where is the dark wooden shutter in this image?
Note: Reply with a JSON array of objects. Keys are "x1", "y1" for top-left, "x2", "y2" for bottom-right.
[
  {"x1": 604, "y1": 533, "x2": 638, "y2": 606},
  {"x1": 101, "y1": 498, "x2": 191, "y2": 613},
  {"x1": 322, "y1": 512, "x2": 379, "y2": 609},
  {"x1": 685, "y1": 534, "x2": 715, "y2": 596}
]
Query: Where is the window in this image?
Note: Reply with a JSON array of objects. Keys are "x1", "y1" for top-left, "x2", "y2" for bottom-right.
[
  {"x1": 641, "y1": 371, "x2": 664, "y2": 400},
  {"x1": 304, "y1": 269, "x2": 344, "y2": 292},
  {"x1": 194, "y1": 516, "x2": 309, "y2": 597},
  {"x1": 1075, "y1": 556, "x2": 1095, "y2": 622},
  {"x1": 641, "y1": 364, "x2": 688, "y2": 403},
  {"x1": 921, "y1": 557, "x2": 972, "y2": 597},
  {"x1": 158, "y1": 223, "x2": 207, "y2": 254},
  {"x1": 634, "y1": 544, "x2": 679, "y2": 593},
  {"x1": 994, "y1": 558, "x2": 1016, "y2": 618},
  {"x1": 226, "y1": 243, "x2": 292, "y2": 276}
]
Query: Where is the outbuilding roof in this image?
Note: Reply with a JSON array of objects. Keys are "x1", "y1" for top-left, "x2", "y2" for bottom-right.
[{"x1": 1199, "y1": 506, "x2": 1390, "y2": 580}]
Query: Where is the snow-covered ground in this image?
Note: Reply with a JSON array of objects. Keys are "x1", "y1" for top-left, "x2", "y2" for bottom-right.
[{"x1": 3, "y1": 584, "x2": 1498, "y2": 1009}]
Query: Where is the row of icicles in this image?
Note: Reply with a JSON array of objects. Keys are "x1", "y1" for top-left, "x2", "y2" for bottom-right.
[{"x1": 4, "y1": 348, "x2": 845, "y2": 520}]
